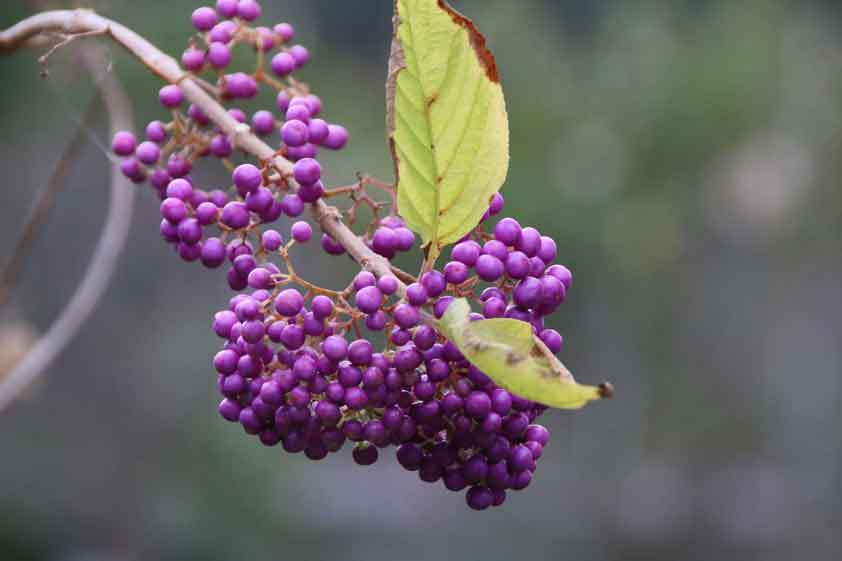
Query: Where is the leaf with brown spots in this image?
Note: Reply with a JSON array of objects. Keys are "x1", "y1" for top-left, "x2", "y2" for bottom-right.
[
  {"x1": 386, "y1": 0, "x2": 509, "y2": 266},
  {"x1": 437, "y1": 299, "x2": 612, "y2": 410}
]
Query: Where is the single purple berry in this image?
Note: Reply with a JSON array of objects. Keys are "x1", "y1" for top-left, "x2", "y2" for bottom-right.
[
  {"x1": 221, "y1": 202, "x2": 250, "y2": 229},
  {"x1": 489, "y1": 192, "x2": 505, "y2": 216},
  {"x1": 237, "y1": 0, "x2": 261, "y2": 21},
  {"x1": 159, "y1": 85, "x2": 184, "y2": 108},
  {"x1": 311, "y1": 295, "x2": 334, "y2": 320},
  {"x1": 216, "y1": 0, "x2": 238, "y2": 18},
  {"x1": 355, "y1": 286, "x2": 383, "y2": 315},
  {"x1": 324, "y1": 124, "x2": 349, "y2": 150},
  {"x1": 465, "y1": 391, "x2": 492, "y2": 419},
  {"x1": 307, "y1": 119, "x2": 330, "y2": 144},
  {"x1": 274, "y1": 289, "x2": 304, "y2": 317},
  {"x1": 371, "y1": 227, "x2": 398, "y2": 257},
  {"x1": 281, "y1": 119, "x2": 309, "y2": 147},
  {"x1": 421, "y1": 271, "x2": 446, "y2": 297},
  {"x1": 275, "y1": 22, "x2": 294, "y2": 42},
  {"x1": 262, "y1": 229, "x2": 283, "y2": 251},
  {"x1": 290, "y1": 221, "x2": 312, "y2": 243},
  {"x1": 538, "y1": 235, "x2": 558, "y2": 263},
  {"x1": 353, "y1": 444, "x2": 378, "y2": 466},
  {"x1": 111, "y1": 131, "x2": 136, "y2": 156},
  {"x1": 232, "y1": 163, "x2": 262, "y2": 195},
  {"x1": 513, "y1": 277, "x2": 544, "y2": 309},
  {"x1": 271, "y1": 52, "x2": 296, "y2": 77},
  {"x1": 475, "y1": 254, "x2": 504, "y2": 282},
  {"x1": 207, "y1": 43, "x2": 231, "y2": 70},
  {"x1": 444, "y1": 261, "x2": 469, "y2": 285},
  {"x1": 250, "y1": 110, "x2": 275, "y2": 136},
  {"x1": 293, "y1": 158, "x2": 321, "y2": 185},
  {"x1": 377, "y1": 275, "x2": 399, "y2": 295},
  {"x1": 289, "y1": 44, "x2": 310, "y2": 67},
  {"x1": 494, "y1": 217, "x2": 522, "y2": 247},
  {"x1": 406, "y1": 283, "x2": 428, "y2": 306},
  {"x1": 182, "y1": 48, "x2": 205, "y2": 71},
  {"x1": 209, "y1": 20, "x2": 236, "y2": 43},
  {"x1": 517, "y1": 227, "x2": 542, "y2": 257},
  {"x1": 451, "y1": 241, "x2": 481, "y2": 266},
  {"x1": 135, "y1": 141, "x2": 160, "y2": 165},
  {"x1": 321, "y1": 234, "x2": 345, "y2": 256},
  {"x1": 546, "y1": 264, "x2": 573, "y2": 289},
  {"x1": 145, "y1": 121, "x2": 167, "y2": 144}
]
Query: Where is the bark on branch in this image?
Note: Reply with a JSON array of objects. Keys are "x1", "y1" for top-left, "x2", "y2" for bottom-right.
[{"x1": 0, "y1": 9, "x2": 404, "y2": 290}]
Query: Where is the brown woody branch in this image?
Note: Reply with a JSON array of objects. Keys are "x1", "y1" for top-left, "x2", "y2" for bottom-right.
[{"x1": 0, "y1": 9, "x2": 403, "y2": 293}]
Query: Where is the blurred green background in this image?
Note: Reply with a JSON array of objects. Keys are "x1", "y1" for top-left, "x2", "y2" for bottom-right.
[{"x1": 2, "y1": 0, "x2": 842, "y2": 560}]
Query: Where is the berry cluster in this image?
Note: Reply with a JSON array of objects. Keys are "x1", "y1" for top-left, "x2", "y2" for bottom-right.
[
  {"x1": 111, "y1": 0, "x2": 348, "y2": 282},
  {"x1": 111, "y1": 1, "x2": 576, "y2": 510},
  {"x1": 210, "y1": 189, "x2": 573, "y2": 510}
]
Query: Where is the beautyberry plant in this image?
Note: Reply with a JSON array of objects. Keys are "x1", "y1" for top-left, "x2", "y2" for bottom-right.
[{"x1": 7, "y1": 0, "x2": 613, "y2": 511}]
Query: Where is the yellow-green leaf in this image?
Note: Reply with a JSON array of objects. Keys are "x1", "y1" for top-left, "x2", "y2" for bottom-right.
[
  {"x1": 437, "y1": 299, "x2": 613, "y2": 410},
  {"x1": 387, "y1": 0, "x2": 509, "y2": 263}
]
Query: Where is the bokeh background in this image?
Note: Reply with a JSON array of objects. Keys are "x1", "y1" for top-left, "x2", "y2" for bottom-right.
[{"x1": 2, "y1": 0, "x2": 841, "y2": 559}]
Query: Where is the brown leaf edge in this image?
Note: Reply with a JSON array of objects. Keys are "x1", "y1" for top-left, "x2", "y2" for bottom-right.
[
  {"x1": 435, "y1": 0, "x2": 500, "y2": 83},
  {"x1": 385, "y1": 0, "x2": 503, "y2": 228},
  {"x1": 385, "y1": 6, "x2": 405, "y2": 219}
]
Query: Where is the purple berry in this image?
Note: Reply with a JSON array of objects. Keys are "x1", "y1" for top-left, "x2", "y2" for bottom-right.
[
  {"x1": 135, "y1": 141, "x2": 160, "y2": 165},
  {"x1": 159, "y1": 85, "x2": 184, "y2": 108},
  {"x1": 274, "y1": 289, "x2": 304, "y2": 317},
  {"x1": 221, "y1": 202, "x2": 250, "y2": 229},
  {"x1": 355, "y1": 286, "x2": 383, "y2": 315},
  {"x1": 271, "y1": 52, "x2": 296, "y2": 77},
  {"x1": 451, "y1": 241, "x2": 481, "y2": 266},
  {"x1": 292, "y1": 158, "x2": 321, "y2": 185},
  {"x1": 261, "y1": 229, "x2": 283, "y2": 251},
  {"x1": 275, "y1": 22, "x2": 294, "y2": 42},
  {"x1": 377, "y1": 275, "x2": 399, "y2": 295},
  {"x1": 251, "y1": 110, "x2": 275, "y2": 135},
  {"x1": 233, "y1": 163, "x2": 262, "y2": 195},
  {"x1": 291, "y1": 221, "x2": 313, "y2": 243},
  {"x1": 111, "y1": 131, "x2": 136, "y2": 156},
  {"x1": 538, "y1": 236, "x2": 558, "y2": 263},
  {"x1": 546, "y1": 264, "x2": 573, "y2": 289},
  {"x1": 494, "y1": 218, "x2": 522, "y2": 247},
  {"x1": 215, "y1": 0, "x2": 238, "y2": 18},
  {"x1": 421, "y1": 270, "x2": 446, "y2": 297},
  {"x1": 353, "y1": 444, "x2": 378, "y2": 466},
  {"x1": 289, "y1": 44, "x2": 310, "y2": 67},
  {"x1": 237, "y1": 0, "x2": 261, "y2": 21},
  {"x1": 324, "y1": 124, "x2": 349, "y2": 150},
  {"x1": 517, "y1": 227, "x2": 542, "y2": 257},
  {"x1": 475, "y1": 254, "x2": 504, "y2": 282},
  {"x1": 489, "y1": 192, "x2": 505, "y2": 215}
]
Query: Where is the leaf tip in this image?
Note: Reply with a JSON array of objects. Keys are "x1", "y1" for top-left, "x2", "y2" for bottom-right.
[{"x1": 598, "y1": 382, "x2": 615, "y2": 399}]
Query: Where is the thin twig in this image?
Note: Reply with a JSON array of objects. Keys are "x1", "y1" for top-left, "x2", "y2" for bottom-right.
[
  {"x1": 37, "y1": 28, "x2": 105, "y2": 75},
  {"x1": 0, "y1": 97, "x2": 100, "y2": 308},
  {"x1": 0, "y1": 44, "x2": 135, "y2": 412}
]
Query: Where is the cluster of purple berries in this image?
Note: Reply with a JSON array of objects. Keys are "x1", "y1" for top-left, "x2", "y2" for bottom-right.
[
  {"x1": 111, "y1": 0, "x2": 578, "y2": 511},
  {"x1": 111, "y1": 0, "x2": 348, "y2": 202},
  {"x1": 110, "y1": 1, "x2": 350, "y2": 287},
  {"x1": 211, "y1": 190, "x2": 574, "y2": 510}
]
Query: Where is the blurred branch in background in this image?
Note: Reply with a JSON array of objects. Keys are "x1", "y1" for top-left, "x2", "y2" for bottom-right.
[
  {"x1": 0, "y1": 96, "x2": 100, "y2": 308},
  {"x1": 0, "y1": 42, "x2": 135, "y2": 412}
]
